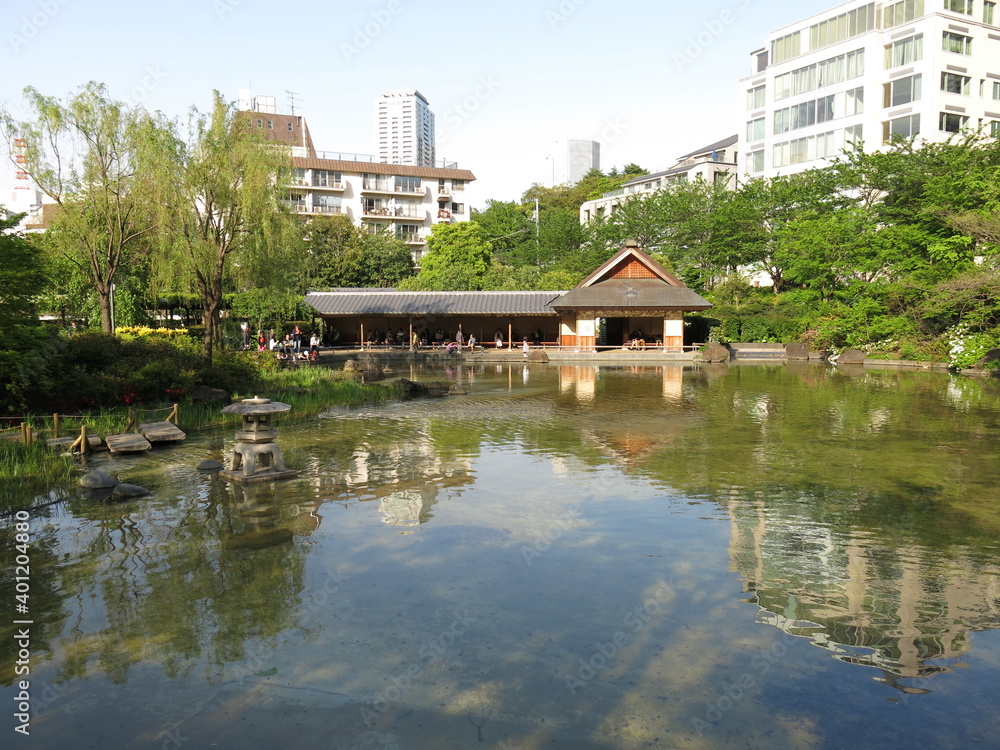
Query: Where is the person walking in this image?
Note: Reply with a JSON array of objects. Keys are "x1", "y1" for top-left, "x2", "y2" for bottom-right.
[{"x1": 455, "y1": 329, "x2": 464, "y2": 349}]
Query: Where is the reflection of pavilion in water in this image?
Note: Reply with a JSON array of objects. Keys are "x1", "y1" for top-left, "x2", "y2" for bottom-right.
[
  {"x1": 560, "y1": 365, "x2": 689, "y2": 467},
  {"x1": 339, "y1": 431, "x2": 474, "y2": 528},
  {"x1": 727, "y1": 497, "x2": 1000, "y2": 690},
  {"x1": 220, "y1": 481, "x2": 324, "y2": 550}
]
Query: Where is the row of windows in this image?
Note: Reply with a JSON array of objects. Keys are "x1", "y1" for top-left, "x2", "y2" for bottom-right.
[
  {"x1": 809, "y1": 2, "x2": 877, "y2": 51},
  {"x1": 881, "y1": 112, "x2": 999, "y2": 141},
  {"x1": 886, "y1": 34, "x2": 923, "y2": 68},
  {"x1": 773, "y1": 49, "x2": 865, "y2": 101},
  {"x1": 254, "y1": 118, "x2": 294, "y2": 132},
  {"x1": 773, "y1": 88, "x2": 865, "y2": 133},
  {"x1": 883, "y1": 0, "x2": 924, "y2": 28}
]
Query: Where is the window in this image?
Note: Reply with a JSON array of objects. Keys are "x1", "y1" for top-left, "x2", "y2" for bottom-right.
[
  {"x1": 883, "y1": 0, "x2": 925, "y2": 27},
  {"x1": 394, "y1": 175, "x2": 422, "y2": 192},
  {"x1": 396, "y1": 224, "x2": 421, "y2": 242},
  {"x1": 452, "y1": 179, "x2": 465, "y2": 191},
  {"x1": 287, "y1": 122, "x2": 293, "y2": 132},
  {"x1": 713, "y1": 171, "x2": 730, "y2": 186},
  {"x1": 944, "y1": 0, "x2": 973, "y2": 13},
  {"x1": 816, "y1": 131, "x2": 838, "y2": 158},
  {"x1": 292, "y1": 168, "x2": 306, "y2": 185},
  {"x1": 943, "y1": 32, "x2": 972, "y2": 54},
  {"x1": 451, "y1": 202, "x2": 465, "y2": 214},
  {"x1": 942, "y1": 72, "x2": 971, "y2": 94},
  {"x1": 256, "y1": 118, "x2": 262, "y2": 128},
  {"x1": 987, "y1": 1, "x2": 997, "y2": 23},
  {"x1": 747, "y1": 117, "x2": 765, "y2": 141},
  {"x1": 940, "y1": 112, "x2": 970, "y2": 131},
  {"x1": 267, "y1": 120, "x2": 273, "y2": 130},
  {"x1": 845, "y1": 124, "x2": 864, "y2": 146},
  {"x1": 771, "y1": 32, "x2": 801, "y2": 64},
  {"x1": 789, "y1": 136, "x2": 813, "y2": 164},
  {"x1": 809, "y1": 4, "x2": 876, "y2": 50},
  {"x1": 747, "y1": 150, "x2": 764, "y2": 173},
  {"x1": 883, "y1": 114, "x2": 920, "y2": 142},
  {"x1": 774, "y1": 49, "x2": 864, "y2": 101},
  {"x1": 885, "y1": 74, "x2": 922, "y2": 106},
  {"x1": 845, "y1": 87, "x2": 864, "y2": 115},
  {"x1": 886, "y1": 34, "x2": 923, "y2": 68},
  {"x1": 992, "y1": 120, "x2": 1000, "y2": 136},
  {"x1": 993, "y1": 81, "x2": 1000, "y2": 99},
  {"x1": 747, "y1": 85, "x2": 766, "y2": 110}
]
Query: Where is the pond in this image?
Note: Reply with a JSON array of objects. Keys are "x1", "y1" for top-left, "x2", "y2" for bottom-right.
[{"x1": 3, "y1": 362, "x2": 1000, "y2": 749}]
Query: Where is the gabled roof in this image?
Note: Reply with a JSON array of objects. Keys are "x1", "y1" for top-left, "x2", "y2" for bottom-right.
[
  {"x1": 675, "y1": 134, "x2": 738, "y2": 162},
  {"x1": 306, "y1": 290, "x2": 561, "y2": 316},
  {"x1": 550, "y1": 244, "x2": 711, "y2": 312}
]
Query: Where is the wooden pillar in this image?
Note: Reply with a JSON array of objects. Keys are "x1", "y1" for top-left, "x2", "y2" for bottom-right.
[
  {"x1": 508, "y1": 321, "x2": 513, "y2": 351},
  {"x1": 360, "y1": 322, "x2": 365, "y2": 350},
  {"x1": 53, "y1": 413, "x2": 60, "y2": 439}
]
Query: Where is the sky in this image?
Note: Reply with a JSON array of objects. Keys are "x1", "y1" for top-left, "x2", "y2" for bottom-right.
[{"x1": 1, "y1": 0, "x2": 842, "y2": 211}]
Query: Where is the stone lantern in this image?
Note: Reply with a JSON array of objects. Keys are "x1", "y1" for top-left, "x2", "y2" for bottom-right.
[{"x1": 218, "y1": 397, "x2": 298, "y2": 484}]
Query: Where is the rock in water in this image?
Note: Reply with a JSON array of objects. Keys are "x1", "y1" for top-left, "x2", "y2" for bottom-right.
[
  {"x1": 197, "y1": 460, "x2": 224, "y2": 471},
  {"x1": 699, "y1": 342, "x2": 730, "y2": 363},
  {"x1": 784, "y1": 342, "x2": 809, "y2": 360},
  {"x1": 80, "y1": 471, "x2": 119, "y2": 489},
  {"x1": 112, "y1": 483, "x2": 151, "y2": 499},
  {"x1": 527, "y1": 350, "x2": 549, "y2": 363},
  {"x1": 837, "y1": 348, "x2": 866, "y2": 365},
  {"x1": 343, "y1": 359, "x2": 357, "y2": 372}
]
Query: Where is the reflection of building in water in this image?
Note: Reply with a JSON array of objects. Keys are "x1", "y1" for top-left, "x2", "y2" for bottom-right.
[
  {"x1": 727, "y1": 498, "x2": 1000, "y2": 688},
  {"x1": 559, "y1": 366, "x2": 596, "y2": 401},
  {"x1": 378, "y1": 487, "x2": 438, "y2": 528}
]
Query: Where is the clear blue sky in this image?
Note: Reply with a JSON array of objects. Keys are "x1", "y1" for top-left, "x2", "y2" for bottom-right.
[{"x1": 2, "y1": 0, "x2": 840, "y2": 208}]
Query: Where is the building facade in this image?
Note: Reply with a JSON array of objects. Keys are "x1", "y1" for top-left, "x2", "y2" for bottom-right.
[
  {"x1": 578, "y1": 135, "x2": 738, "y2": 224},
  {"x1": 740, "y1": 0, "x2": 1000, "y2": 179},
  {"x1": 377, "y1": 90, "x2": 436, "y2": 168},
  {"x1": 288, "y1": 155, "x2": 475, "y2": 262},
  {"x1": 567, "y1": 139, "x2": 601, "y2": 185}
]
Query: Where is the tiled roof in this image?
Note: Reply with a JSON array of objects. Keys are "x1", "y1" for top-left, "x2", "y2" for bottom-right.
[
  {"x1": 291, "y1": 157, "x2": 475, "y2": 181},
  {"x1": 675, "y1": 134, "x2": 739, "y2": 161},
  {"x1": 551, "y1": 279, "x2": 712, "y2": 311},
  {"x1": 306, "y1": 290, "x2": 563, "y2": 316}
]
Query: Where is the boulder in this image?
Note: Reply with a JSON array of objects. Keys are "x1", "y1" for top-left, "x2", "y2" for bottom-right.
[
  {"x1": 80, "y1": 471, "x2": 118, "y2": 489},
  {"x1": 112, "y1": 483, "x2": 151, "y2": 499},
  {"x1": 343, "y1": 359, "x2": 358, "y2": 372},
  {"x1": 527, "y1": 350, "x2": 549, "y2": 363},
  {"x1": 837, "y1": 348, "x2": 866, "y2": 365},
  {"x1": 784, "y1": 342, "x2": 809, "y2": 360},
  {"x1": 197, "y1": 460, "x2": 224, "y2": 471},
  {"x1": 191, "y1": 385, "x2": 230, "y2": 404},
  {"x1": 448, "y1": 384, "x2": 467, "y2": 395},
  {"x1": 977, "y1": 348, "x2": 1000, "y2": 369},
  {"x1": 699, "y1": 342, "x2": 730, "y2": 363}
]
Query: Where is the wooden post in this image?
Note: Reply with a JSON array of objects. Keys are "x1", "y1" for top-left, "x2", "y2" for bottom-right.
[
  {"x1": 20, "y1": 422, "x2": 27, "y2": 445},
  {"x1": 360, "y1": 322, "x2": 365, "y2": 350},
  {"x1": 508, "y1": 322, "x2": 513, "y2": 351},
  {"x1": 167, "y1": 403, "x2": 179, "y2": 424},
  {"x1": 53, "y1": 413, "x2": 60, "y2": 439},
  {"x1": 80, "y1": 424, "x2": 89, "y2": 455}
]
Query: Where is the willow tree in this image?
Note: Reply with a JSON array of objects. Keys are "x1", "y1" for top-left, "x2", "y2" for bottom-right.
[
  {"x1": 2, "y1": 82, "x2": 160, "y2": 332},
  {"x1": 150, "y1": 92, "x2": 299, "y2": 365}
]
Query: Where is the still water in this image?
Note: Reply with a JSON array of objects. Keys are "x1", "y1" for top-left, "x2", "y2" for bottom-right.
[{"x1": 3, "y1": 363, "x2": 1000, "y2": 749}]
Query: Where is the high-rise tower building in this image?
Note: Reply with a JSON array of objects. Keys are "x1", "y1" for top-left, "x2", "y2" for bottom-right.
[
  {"x1": 739, "y1": 0, "x2": 1000, "y2": 179},
  {"x1": 567, "y1": 139, "x2": 600, "y2": 185},
  {"x1": 377, "y1": 90, "x2": 436, "y2": 167}
]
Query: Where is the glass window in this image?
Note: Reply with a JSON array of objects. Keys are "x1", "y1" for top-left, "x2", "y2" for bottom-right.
[
  {"x1": 883, "y1": 114, "x2": 920, "y2": 142},
  {"x1": 845, "y1": 87, "x2": 865, "y2": 115},
  {"x1": 771, "y1": 32, "x2": 801, "y2": 64},
  {"x1": 944, "y1": 0, "x2": 973, "y2": 13},
  {"x1": 992, "y1": 120, "x2": 1000, "y2": 136},
  {"x1": 451, "y1": 202, "x2": 465, "y2": 214},
  {"x1": 815, "y1": 131, "x2": 838, "y2": 158},
  {"x1": 394, "y1": 175, "x2": 422, "y2": 192},
  {"x1": 747, "y1": 150, "x2": 764, "y2": 173},
  {"x1": 287, "y1": 122, "x2": 293, "y2": 132},
  {"x1": 993, "y1": 81, "x2": 1000, "y2": 99},
  {"x1": 773, "y1": 142, "x2": 789, "y2": 168},
  {"x1": 845, "y1": 124, "x2": 864, "y2": 146},
  {"x1": 943, "y1": 32, "x2": 972, "y2": 54},
  {"x1": 986, "y1": 1, "x2": 997, "y2": 23},
  {"x1": 941, "y1": 72, "x2": 971, "y2": 94},
  {"x1": 883, "y1": 0, "x2": 925, "y2": 26},
  {"x1": 939, "y1": 112, "x2": 970, "y2": 131},
  {"x1": 885, "y1": 74, "x2": 922, "y2": 106},
  {"x1": 886, "y1": 34, "x2": 923, "y2": 68},
  {"x1": 747, "y1": 85, "x2": 766, "y2": 110},
  {"x1": 747, "y1": 118, "x2": 765, "y2": 141},
  {"x1": 789, "y1": 136, "x2": 813, "y2": 164},
  {"x1": 292, "y1": 168, "x2": 306, "y2": 185},
  {"x1": 809, "y1": 3, "x2": 875, "y2": 50},
  {"x1": 452, "y1": 180, "x2": 465, "y2": 191}
]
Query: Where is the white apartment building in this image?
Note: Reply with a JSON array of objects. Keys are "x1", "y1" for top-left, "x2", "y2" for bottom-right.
[
  {"x1": 740, "y1": 0, "x2": 1000, "y2": 179},
  {"x1": 288, "y1": 154, "x2": 475, "y2": 262},
  {"x1": 578, "y1": 135, "x2": 738, "y2": 224},
  {"x1": 377, "y1": 90, "x2": 436, "y2": 168}
]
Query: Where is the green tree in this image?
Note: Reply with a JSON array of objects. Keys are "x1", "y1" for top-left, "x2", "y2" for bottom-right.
[
  {"x1": 398, "y1": 222, "x2": 493, "y2": 291},
  {"x1": 472, "y1": 200, "x2": 533, "y2": 265},
  {"x1": 3, "y1": 82, "x2": 161, "y2": 333},
  {"x1": 149, "y1": 92, "x2": 300, "y2": 365}
]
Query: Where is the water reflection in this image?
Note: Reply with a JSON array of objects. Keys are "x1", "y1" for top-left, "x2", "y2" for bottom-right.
[{"x1": 3, "y1": 364, "x2": 1000, "y2": 748}]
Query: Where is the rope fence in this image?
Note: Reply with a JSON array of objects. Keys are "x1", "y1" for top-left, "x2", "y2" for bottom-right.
[{"x1": 0, "y1": 403, "x2": 180, "y2": 453}]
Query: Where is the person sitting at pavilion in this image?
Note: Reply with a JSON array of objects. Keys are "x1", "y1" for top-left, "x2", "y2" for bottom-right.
[{"x1": 495, "y1": 329, "x2": 505, "y2": 349}]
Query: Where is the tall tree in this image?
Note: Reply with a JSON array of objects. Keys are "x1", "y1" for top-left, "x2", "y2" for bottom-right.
[
  {"x1": 3, "y1": 82, "x2": 160, "y2": 333},
  {"x1": 398, "y1": 222, "x2": 493, "y2": 291},
  {"x1": 149, "y1": 91, "x2": 299, "y2": 364}
]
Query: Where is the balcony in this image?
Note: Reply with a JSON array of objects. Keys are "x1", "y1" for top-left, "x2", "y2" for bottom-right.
[
  {"x1": 361, "y1": 181, "x2": 396, "y2": 196},
  {"x1": 437, "y1": 186, "x2": 451, "y2": 201},
  {"x1": 391, "y1": 208, "x2": 428, "y2": 221},
  {"x1": 396, "y1": 232, "x2": 425, "y2": 244},
  {"x1": 310, "y1": 180, "x2": 345, "y2": 191},
  {"x1": 361, "y1": 206, "x2": 394, "y2": 219},
  {"x1": 310, "y1": 205, "x2": 342, "y2": 215}
]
